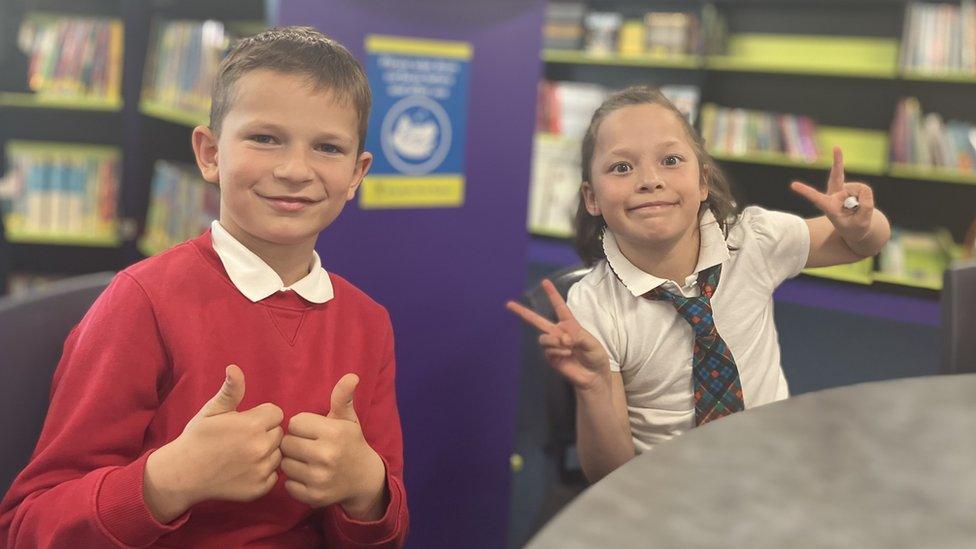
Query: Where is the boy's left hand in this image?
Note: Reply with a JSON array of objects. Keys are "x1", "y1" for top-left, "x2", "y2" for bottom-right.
[
  {"x1": 790, "y1": 146, "x2": 875, "y2": 244},
  {"x1": 281, "y1": 374, "x2": 388, "y2": 519}
]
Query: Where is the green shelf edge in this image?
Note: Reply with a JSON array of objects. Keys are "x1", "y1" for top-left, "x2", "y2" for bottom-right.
[
  {"x1": 705, "y1": 59, "x2": 895, "y2": 79},
  {"x1": 5, "y1": 231, "x2": 121, "y2": 247},
  {"x1": 901, "y1": 70, "x2": 976, "y2": 83},
  {"x1": 140, "y1": 99, "x2": 209, "y2": 127},
  {"x1": 708, "y1": 125, "x2": 888, "y2": 175},
  {"x1": 0, "y1": 92, "x2": 122, "y2": 111},
  {"x1": 872, "y1": 272, "x2": 942, "y2": 290},
  {"x1": 542, "y1": 49, "x2": 702, "y2": 69},
  {"x1": 888, "y1": 164, "x2": 976, "y2": 186},
  {"x1": 6, "y1": 139, "x2": 120, "y2": 158}
]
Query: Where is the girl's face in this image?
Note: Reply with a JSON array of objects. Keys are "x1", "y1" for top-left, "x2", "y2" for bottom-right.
[{"x1": 583, "y1": 103, "x2": 708, "y2": 251}]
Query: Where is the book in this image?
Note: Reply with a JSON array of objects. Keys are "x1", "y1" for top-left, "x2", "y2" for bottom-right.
[
  {"x1": 15, "y1": 14, "x2": 123, "y2": 103},
  {"x1": 900, "y1": 1, "x2": 976, "y2": 74},
  {"x1": 141, "y1": 19, "x2": 231, "y2": 118},
  {"x1": 889, "y1": 97, "x2": 976, "y2": 172},
  {"x1": 583, "y1": 12, "x2": 622, "y2": 55},
  {"x1": 701, "y1": 104, "x2": 819, "y2": 163},
  {"x1": 139, "y1": 160, "x2": 220, "y2": 256},
  {"x1": 543, "y1": 2, "x2": 586, "y2": 50},
  {"x1": 0, "y1": 141, "x2": 120, "y2": 243},
  {"x1": 527, "y1": 133, "x2": 582, "y2": 238}
]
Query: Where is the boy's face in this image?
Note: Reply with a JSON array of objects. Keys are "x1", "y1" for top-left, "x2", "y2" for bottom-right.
[{"x1": 193, "y1": 69, "x2": 371, "y2": 253}]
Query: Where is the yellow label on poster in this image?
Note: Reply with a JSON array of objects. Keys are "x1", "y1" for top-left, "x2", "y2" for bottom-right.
[{"x1": 360, "y1": 175, "x2": 464, "y2": 208}]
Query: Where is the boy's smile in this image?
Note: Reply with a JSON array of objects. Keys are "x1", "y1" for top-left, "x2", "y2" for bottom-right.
[{"x1": 193, "y1": 69, "x2": 372, "y2": 280}]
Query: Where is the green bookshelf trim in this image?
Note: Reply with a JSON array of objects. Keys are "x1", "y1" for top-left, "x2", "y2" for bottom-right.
[
  {"x1": 6, "y1": 140, "x2": 120, "y2": 158},
  {"x1": 542, "y1": 49, "x2": 702, "y2": 69},
  {"x1": 817, "y1": 127, "x2": 888, "y2": 175},
  {"x1": 872, "y1": 272, "x2": 942, "y2": 290},
  {"x1": 0, "y1": 92, "x2": 122, "y2": 111},
  {"x1": 888, "y1": 163, "x2": 976, "y2": 186},
  {"x1": 901, "y1": 69, "x2": 976, "y2": 84},
  {"x1": 4, "y1": 227, "x2": 121, "y2": 247},
  {"x1": 802, "y1": 258, "x2": 874, "y2": 285},
  {"x1": 224, "y1": 20, "x2": 269, "y2": 36},
  {"x1": 140, "y1": 99, "x2": 209, "y2": 127},
  {"x1": 138, "y1": 237, "x2": 168, "y2": 258},
  {"x1": 710, "y1": 126, "x2": 888, "y2": 175},
  {"x1": 706, "y1": 34, "x2": 899, "y2": 79},
  {"x1": 529, "y1": 227, "x2": 574, "y2": 239}
]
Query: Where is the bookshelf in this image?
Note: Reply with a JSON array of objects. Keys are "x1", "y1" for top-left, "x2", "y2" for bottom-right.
[
  {"x1": 531, "y1": 0, "x2": 976, "y2": 295},
  {"x1": 543, "y1": 49, "x2": 703, "y2": 68},
  {"x1": 0, "y1": 92, "x2": 122, "y2": 111},
  {"x1": 705, "y1": 34, "x2": 899, "y2": 79},
  {"x1": 707, "y1": 125, "x2": 889, "y2": 176},
  {"x1": 0, "y1": 0, "x2": 266, "y2": 296}
]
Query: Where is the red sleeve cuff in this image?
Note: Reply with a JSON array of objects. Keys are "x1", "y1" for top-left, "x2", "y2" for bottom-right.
[
  {"x1": 330, "y1": 456, "x2": 407, "y2": 546},
  {"x1": 95, "y1": 451, "x2": 190, "y2": 546}
]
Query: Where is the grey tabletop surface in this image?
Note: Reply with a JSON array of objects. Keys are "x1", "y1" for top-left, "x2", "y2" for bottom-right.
[{"x1": 527, "y1": 374, "x2": 976, "y2": 549}]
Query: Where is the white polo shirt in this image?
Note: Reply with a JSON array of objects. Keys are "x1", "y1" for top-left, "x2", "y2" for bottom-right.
[
  {"x1": 210, "y1": 220, "x2": 334, "y2": 304},
  {"x1": 567, "y1": 206, "x2": 810, "y2": 452}
]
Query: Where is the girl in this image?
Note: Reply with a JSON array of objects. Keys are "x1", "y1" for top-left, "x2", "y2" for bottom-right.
[{"x1": 508, "y1": 86, "x2": 891, "y2": 482}]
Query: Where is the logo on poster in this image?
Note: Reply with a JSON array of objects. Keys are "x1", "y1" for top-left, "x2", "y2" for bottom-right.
[{"x1": 380, "y1": 95, "x2": 452, "y2": 175}]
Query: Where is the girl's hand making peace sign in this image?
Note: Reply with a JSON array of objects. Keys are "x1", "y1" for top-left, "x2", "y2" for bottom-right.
[
  {"x1": 790, "y1": 146, "x2": 875, "y2": 245},
  {"x1": 506, "y1": 279, "x2": 612, "y2": 392},
  {"x1": 791, "y1": 145, "x2": 891, "y2": 266}
]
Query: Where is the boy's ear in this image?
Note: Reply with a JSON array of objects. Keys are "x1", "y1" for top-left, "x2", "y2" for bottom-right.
[
  {"x1": 192, "y1": 126, "x2": 220, "y2": 184},
  {"x1": 345, "y1": 151, "x2": 373, "y2": 201},
  {"x1": 582, "y1": 181, "x2": 601, "y2": 216}
]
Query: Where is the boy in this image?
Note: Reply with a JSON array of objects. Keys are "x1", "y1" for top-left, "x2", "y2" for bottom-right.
[{"x1": 0, "y1": 27, "x2": 408, "y2": 547}]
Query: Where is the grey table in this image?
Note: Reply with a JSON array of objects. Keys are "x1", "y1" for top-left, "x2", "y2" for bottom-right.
[{"x1": 527, "y1": 375, "x2": 976, "y2": 549}]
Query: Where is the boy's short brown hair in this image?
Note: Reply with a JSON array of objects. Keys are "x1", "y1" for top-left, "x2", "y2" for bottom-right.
[{"x1": 209, "y1": 26, "x2": 371, "y2": 153}]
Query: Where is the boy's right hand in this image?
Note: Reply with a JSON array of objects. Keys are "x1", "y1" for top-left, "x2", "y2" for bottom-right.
[
  {"x1": 506, "y1": 279, "x2": 611, "y2": 392},
  {"x1": 144, "y1": 365, "x2": 284, "y2": 523}
]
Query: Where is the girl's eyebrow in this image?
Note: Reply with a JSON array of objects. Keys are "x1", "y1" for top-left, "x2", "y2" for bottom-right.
[{"x1": 605, "y1": 139, "x2": 682, "y2": 158}]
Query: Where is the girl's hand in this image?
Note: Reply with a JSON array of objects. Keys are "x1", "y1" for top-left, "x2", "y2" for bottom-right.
[
  {"x1": 790, "y1": 146, "x2": 875, "y2": 246},
  {"x1": 506, "y1": 279, "x2": 612, "y2": 392}
]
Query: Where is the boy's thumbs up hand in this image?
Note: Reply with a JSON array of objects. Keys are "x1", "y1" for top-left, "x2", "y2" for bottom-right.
[
  {"x1": 281, "y1": 374, "x2": 388, "y2": 520},
  {"x1": 327, "y1": 373, "x2": 360, "y2": 422},
  {"x1": 144, "y1": 365, "x2": 284, "y2": 524},
  {"x1": 198, "y1": 364, "x2": 246, "y2": 416}
]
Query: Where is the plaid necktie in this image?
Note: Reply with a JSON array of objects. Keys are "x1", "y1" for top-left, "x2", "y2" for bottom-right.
[{"x1": 645, "y1": 264, "x2": 744, "y2": 426}]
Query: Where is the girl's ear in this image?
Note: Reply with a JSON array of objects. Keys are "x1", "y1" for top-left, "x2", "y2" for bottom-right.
[
  {"x1": 582, "y1": 181, "x2": 601, "y2": 216},
  {"x1": 698, "y1": 162, "x2": 710, "y2": 202}
]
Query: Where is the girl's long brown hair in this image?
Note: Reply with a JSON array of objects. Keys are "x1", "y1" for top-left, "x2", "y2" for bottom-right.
[{"x1": 574, "y1": 86, "x2": 740, "y2": 266}]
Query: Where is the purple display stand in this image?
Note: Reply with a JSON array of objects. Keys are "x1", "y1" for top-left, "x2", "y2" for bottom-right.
[{"x1": 276, "y1": 2, "x2": 545, "y2": 547}]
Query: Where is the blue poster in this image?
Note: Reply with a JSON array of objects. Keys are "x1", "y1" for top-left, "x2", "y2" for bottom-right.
[{"x1": 361, "y1": 35, "x2": 472, "y2": 208}]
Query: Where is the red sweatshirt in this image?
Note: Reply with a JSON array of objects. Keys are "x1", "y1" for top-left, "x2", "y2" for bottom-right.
[{"x1": 0, "y1": 232, "x2": 408, "y2": 547}]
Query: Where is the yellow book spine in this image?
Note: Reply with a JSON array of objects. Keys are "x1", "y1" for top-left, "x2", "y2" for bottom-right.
[{"x1": 106, "y1": 20, "x2": 124, "y2": 101}]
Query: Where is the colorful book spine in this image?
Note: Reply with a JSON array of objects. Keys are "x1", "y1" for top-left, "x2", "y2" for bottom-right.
[
  {"x1": 139, "y1": 160, "x2": 220, "y2": 256},
  {"x1": 143, "y1": 19, "x2": 231, "y2": 116},
  {"x1": 1, "y1": 141, "x2": 120, "y2": 243},
  {"x1": 17, "y1": 14, "x2": 124, "y2": 101}
]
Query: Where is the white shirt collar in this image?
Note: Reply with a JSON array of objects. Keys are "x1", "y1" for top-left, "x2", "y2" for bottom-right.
[
  {"x1": 603, "y1": 209, "x2": 730, "y2": 297},
  {"x1": 210, "y1": 220, "x2": 334, "y2": 304}
]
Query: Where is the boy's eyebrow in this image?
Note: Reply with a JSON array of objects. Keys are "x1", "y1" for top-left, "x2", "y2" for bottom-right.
[{"x1": 239, "y1": 121, "x2": 355, "y2": 143}]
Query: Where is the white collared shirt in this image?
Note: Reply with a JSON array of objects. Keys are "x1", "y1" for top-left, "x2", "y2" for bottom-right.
[
  {"x1": 210, "y1": 220, "x2": 334, "y2": 304},
  {"x1": 567, "y1": 206, "x2": 810, "y2": 452}
]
